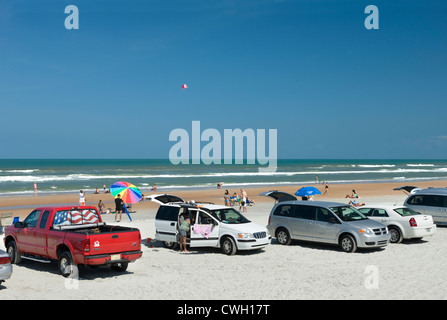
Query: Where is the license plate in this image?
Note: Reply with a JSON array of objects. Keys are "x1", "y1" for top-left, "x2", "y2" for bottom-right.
[
  {"x1": 111, "y1": 254, "x2": 121, "y2": 261},
  {"x1": 426, "y1": 228, "x2": 431, "y2": 232}
]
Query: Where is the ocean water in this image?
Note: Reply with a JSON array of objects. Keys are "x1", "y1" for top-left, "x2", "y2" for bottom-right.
[{"x1": 0, "y1": 159, "x2": 446, "y2": 197}]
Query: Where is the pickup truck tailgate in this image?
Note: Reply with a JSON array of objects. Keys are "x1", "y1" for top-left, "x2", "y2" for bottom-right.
[{"x1": 88, "y1": 228, "x2": 141, "y2": 255}]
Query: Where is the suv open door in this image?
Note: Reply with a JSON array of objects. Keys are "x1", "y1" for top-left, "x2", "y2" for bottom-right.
[
  {"x1": 259, "y1": 190, "x2": 297, "y2": 203},
  {"x1": 149, "y1": 194, "x2": 185, "y2": 246},
  {"x1": 146, "y1": 194, "x2": 185, "y2": 205}
]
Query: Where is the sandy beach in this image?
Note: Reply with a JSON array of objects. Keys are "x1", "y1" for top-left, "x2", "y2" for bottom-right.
[{"x1": 1, "y1": 180, "x2": 447, "y2": 300}]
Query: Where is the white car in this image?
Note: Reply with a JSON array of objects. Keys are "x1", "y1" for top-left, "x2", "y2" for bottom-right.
[
  {"x1": 147, "y1": 194, "x2": 271, "y2": 255},
  {"x1": 0, "y1": 249, "x2": 12, "y2": 286},
  {"x1": 358, "y1": 205, "x2": 436, "y2": 243}
]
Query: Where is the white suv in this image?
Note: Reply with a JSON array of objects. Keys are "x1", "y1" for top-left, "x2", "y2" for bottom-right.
[{"x1": 147, "y1": 194, "x2": 271, "y2": 255}]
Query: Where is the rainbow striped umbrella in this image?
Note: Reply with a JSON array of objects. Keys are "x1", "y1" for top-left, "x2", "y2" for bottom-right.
[{"x1": 110, "y1": 181, "x2": 142, "y2": 203}]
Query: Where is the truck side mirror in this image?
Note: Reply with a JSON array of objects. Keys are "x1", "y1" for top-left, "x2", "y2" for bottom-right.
[{"x1": 14, "y1": 221, "x2": 23, "y2": 228}]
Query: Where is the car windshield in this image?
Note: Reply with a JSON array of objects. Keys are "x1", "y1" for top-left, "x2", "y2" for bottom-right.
[
  {"x1": 211, "y1": 208, "x2": 251, "y2": 224},
  {"x1": 394, "y1": 207, "x2": 420, "y2": 216},
  {"x1": 329, "y1": 205, "x2": 368, "y2": 221}
]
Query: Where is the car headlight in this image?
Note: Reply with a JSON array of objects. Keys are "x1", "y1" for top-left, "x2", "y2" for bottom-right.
[
  {"x1": 359, "y1": 228, "x2": 373, "y2": 235},
  {"x1": 238, "y1": 233, "x2": 254, "y2": 239}
]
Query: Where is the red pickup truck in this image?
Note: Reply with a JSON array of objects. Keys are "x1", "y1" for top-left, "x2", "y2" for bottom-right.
[{"x1": 3, "y1": 206, "x2": 142, "y2": 277}]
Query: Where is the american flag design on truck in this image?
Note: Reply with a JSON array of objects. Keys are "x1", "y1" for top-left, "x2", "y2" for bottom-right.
[{"x1": 53, "y1": 209, "x2": 100, "y2": 227}]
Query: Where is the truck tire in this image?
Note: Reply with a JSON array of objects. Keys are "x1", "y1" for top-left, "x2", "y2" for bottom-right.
[
  {"x1": 111, "y1": 262, "x2": 128, "y2": 272},
  {"x1": 58, "y1": 251, "x2": 77, "y2": 278},
  {"x1": 6, "y1": 240, "x2": 21, "y2": 264}
]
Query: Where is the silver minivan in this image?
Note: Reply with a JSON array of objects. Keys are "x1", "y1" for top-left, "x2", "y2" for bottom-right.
[
  {"x1": 404, "y1": 188, "x2": 447, "y2": 226},
  {"x1": 261, "y1": 190, "x2": 390, "y2": 253}
]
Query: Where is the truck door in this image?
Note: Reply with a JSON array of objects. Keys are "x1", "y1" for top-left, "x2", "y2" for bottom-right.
[
  {"x1": 17, "y1": 210, "x2": 42, "y2": 254},
  {"x1": 34, "y1": 210, "x2": 51, "y2": 256},
  {"x1": 190, "y1": 209, "x2": 219, "y2": 248}
]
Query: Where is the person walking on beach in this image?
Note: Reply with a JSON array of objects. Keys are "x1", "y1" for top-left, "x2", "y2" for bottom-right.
[
  {"x1": 115, "y1": 194, "x2": 124, "y2": 222},
  {"x1": 34, "y1": 182, "x2": 37, "y2": 197},
  {"x1": 324, "y1": 182, "x2": 329, "y2": 195},
  {"x1": 79, "y1": 190, "x2": 86, "y2": 205}
]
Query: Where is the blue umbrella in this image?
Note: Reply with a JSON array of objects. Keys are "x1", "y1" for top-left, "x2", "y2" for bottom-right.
[{"x1": 295, "y1": 187, "x2": 321, "y2": 196}]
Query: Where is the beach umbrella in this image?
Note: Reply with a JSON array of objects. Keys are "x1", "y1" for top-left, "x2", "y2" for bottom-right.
[
  {"x1": 110, "y1": 181, "x2": 142, "y2": 203},
  {"x1": 295, "y1": 186, "x2": 321, "y2": 197}
]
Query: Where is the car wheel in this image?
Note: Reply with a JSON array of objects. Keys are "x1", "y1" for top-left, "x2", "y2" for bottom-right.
[
  {"x1": 276, "y1": 228, "x2": 291, "y2": 245},
  {"x1": 389, "y1": 226, "x2": 403, "y2": 243},
  {"x1": 221, "y1": 236, "x2": 237, "y2": 255},
  {"x1": 339, "y1": 234, "x2": 357, "y2": 253},
  {"x1": 58, "y1": 251, "x2": 77, "y2": 278},
  {"x1": 163, "y1": 241, "x2": 178, "y2": 249},
  {"x1": 6, "y1": 240, "x2": 21, "y2": 264}
]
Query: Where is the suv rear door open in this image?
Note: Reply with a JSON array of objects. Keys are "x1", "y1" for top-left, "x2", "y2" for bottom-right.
[
  {"x1": 146, "y1": 194, "x2": 185, "y2": 205},
  {"x1": 259, "y1": 190, "x2": 297, "y2": 203},
  {"x1": 149, "y1": 195, "x2": 184, "y2": 243}
]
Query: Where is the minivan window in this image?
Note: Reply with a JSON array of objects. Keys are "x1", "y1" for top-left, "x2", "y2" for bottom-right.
[
  {"x1": 212, "y1": 208, "x2": 250, "y2": 224},
  {"x1": 273, "y1": 205, "x2": 294, "y2": 217},
  {"x1": 315, "y1": 207, "x2": 335, "y2": 222},
  {"x1": 156, "y1": 206, "x2": 180, "y2": 221},
  {"x1": 294, "y1": 205, "x2": 316, "y2": 220},
  {"x1": 407, "y1": 195, "x2": 447, "y2": 207},
  {"x1": 329, "y1": 206, "x2": 367, "y2": 221}
]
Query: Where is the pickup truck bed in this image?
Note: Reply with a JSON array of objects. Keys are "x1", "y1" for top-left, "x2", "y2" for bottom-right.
[{"x1": 4, "y1": 206, "x2": 142, "y2": 277}]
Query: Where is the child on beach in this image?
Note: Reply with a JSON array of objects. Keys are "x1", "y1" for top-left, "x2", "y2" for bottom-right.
[{"x1": 98, "y1": 200, "x2": 105, "y2": 214}]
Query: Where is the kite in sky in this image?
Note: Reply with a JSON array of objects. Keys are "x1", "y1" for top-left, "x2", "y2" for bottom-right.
[{"x1": 182, "y1": 84, "x2": 188, "y2": 90}]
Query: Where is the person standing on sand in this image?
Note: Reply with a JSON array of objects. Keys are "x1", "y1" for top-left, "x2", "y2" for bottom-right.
[
  {"x1": 115, "y1": 194, "x2": 124, "y2": 222},
  {"x1": 224, "y1": 190, "x2": 229, "y2": 206},
  {"x1": 324, "y1": 182, "x2": 329, "y2": 195},
  {"x1": 34, "y1": 182, "x2": 37, "y2": 197},
  {"x1": 79, "y1": 190, "x2": 86, "y2": 205},
  {"x1": 240, "y1": 189, "x2": 248, "y2": 212},
  {"x1": 98, "y1": 200, "x2": 105, "y2": 214},
  {"x1": 179, "y1": 214, "x2": 191, "y2": 253}
]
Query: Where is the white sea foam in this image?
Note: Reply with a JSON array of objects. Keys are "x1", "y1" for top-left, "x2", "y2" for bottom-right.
[{"x1": 1, "y1": 167, "x2": 447, "y2": 183}]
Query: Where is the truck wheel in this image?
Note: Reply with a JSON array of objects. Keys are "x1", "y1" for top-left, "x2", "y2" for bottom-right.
[
  {"x1": 58, "y1": 251, "x2": 77, "y2": 278},
  {"x1": 6, "y1": 240, "x2": 21, "y2": 264},
  {"x1": 276, "y1": 228, "x2": 291, "y2": 245},
  {"x1": 339, "y1": 234, "x2": 357, "y2": 253},
  {"x1": 111, "y1": 262, "x2": 128, "y2": 272},
  {"x1": 221, "y1": 236, "x2": 237, "y2": 255}
]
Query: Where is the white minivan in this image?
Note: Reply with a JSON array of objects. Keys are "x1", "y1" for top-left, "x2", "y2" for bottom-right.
[{"x1": 147, "y1": 194, "x2": 271, "y2": 255}]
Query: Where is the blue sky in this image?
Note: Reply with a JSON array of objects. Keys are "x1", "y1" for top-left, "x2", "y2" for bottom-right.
[{"x1": 0, "y1": 0, "x2": 446, "y2": 159}]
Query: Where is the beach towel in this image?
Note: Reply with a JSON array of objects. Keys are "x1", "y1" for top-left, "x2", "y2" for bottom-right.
[{"x1": 193, "y1": 224, "x2": 214, "y2": 238}]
